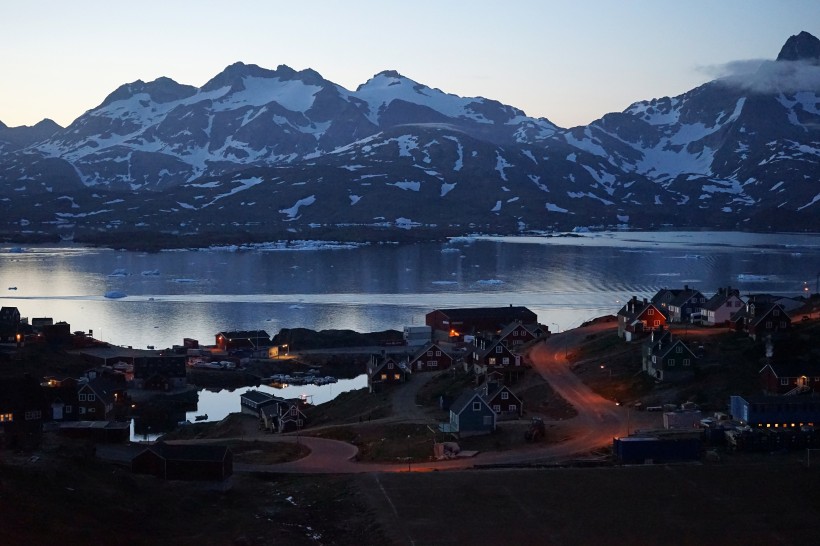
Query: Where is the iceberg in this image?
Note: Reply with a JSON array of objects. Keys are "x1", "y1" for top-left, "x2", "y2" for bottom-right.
[{"x1": 104, "y1": 290, "x2": 127, "y2": 299}]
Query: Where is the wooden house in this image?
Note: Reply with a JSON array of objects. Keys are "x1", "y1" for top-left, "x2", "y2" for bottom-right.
[
  {"x1": 699, "y1": 287, "x2": 744, "y2": 326},
  {"x1": 260, "y1": 399, "x2": 307, "y2": 433},
  {"x1": 441, "y1": 390, "x2": 496, "y2": 436},
  {"x1": 367, "y1": 353, "x2": 410, "y2": 392},
  {"x1": 642, "y1": 328, "x2": 697, "y2": 382},
  {"x1": 617, "y1": 296, "x2": 667, "y2": 341},
  {"x1": 471, "y1": 338, "x2": 522, "y2": 372},
  {"x1": 0, "y1": 306, "x2": 22, "y2": 342},
  {"x1": 478, "y1": 381, "x2": 523, "y2": 420},
  {"x1": 497, "y1": 321, "x2": 542, "y2": 349},
  {"x1": 77, "y1": 376, "x2": 123, "y2": 420},
  {"x1": 667, "y1": 286, "x2": 707, "y2": 323},
  {"x1": 759, "y1": 362, "x2": 820, "y2": 395},
  {"x1": 408, "y1": 342, "x2": 454, "y2": 373},
  {"x1": 0, "y1": 375, "x2": 45, "y2": 449},
  {"x1": 240, "y1": 390, "x2": 279, "y2": 416},
  {"x1": 731, "y1": 302, "x2": 791, "y2": 340},
  {"x1": 132, "y1": 442, "x2": 233, "y2": 481},
  {"x1": 133, "y1": 355, "x2": 187, "y2": 390}
]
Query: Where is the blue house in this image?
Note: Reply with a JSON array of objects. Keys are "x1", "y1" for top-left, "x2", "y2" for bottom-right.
[{"x1": 440, "y1": 390, "x2": 496, "y2": 437}]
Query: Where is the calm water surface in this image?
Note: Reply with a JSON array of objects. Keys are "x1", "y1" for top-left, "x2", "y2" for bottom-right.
[{"x1": 2, "y1": 231, "x2": 818, "y2": 349}]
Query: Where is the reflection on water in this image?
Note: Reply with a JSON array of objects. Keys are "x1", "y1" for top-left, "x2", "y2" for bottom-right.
[
  {"x1": 128, "y1": 376, "x2": 367, "y2": 442},
  {"x1": 1, "y1": 232, "x2": 818, "y2": 350}
]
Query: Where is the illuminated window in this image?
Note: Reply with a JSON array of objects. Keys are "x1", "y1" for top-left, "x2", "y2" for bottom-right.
[
  {"x1": 0, "y1": 413, "x2": 12, "y2": 422},
  {"x1": 489, "y1": 357, "x2": 496, "y2": 366},
  {"x1": 394, "y1": 374, "x2": 400, "y2": 380},
  {"x1": 380, "y1": 374, "x2": 387, "y2": 380}
]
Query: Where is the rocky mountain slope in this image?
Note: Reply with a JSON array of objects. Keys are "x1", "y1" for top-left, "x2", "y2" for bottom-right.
[{"x1": 1, "y1": 32, "x2": 818, "y2": 245}]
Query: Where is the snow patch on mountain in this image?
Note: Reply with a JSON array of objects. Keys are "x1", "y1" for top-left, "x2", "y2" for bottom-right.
[{"x1": 280, "y1": 195, "x2": 316, "y2": 218}]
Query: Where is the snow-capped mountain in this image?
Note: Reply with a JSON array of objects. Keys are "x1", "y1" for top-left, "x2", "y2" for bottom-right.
[{"x1": 0, "y1": 32, "x2": 818, "y2": 246}]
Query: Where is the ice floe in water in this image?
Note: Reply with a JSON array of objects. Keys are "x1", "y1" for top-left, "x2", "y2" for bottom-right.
[
  {"x1": 108, "y1": 268, "x2": 128, "y2": 277},
  {"x1": 141, "y1": 269, "x2": 160, "y2": 276},
  {"x1": 476, "y1": 279, "x2": 505, "y2": 285},
  {"x1": 104, "y1": 290, "x2": 127, "y2": 299},
  {"x1": 432, "y1": 280, "x2": 459, "y2": 285},
  {"x1": 737, "y1": 274, "x2": 771, "y2": 282}
]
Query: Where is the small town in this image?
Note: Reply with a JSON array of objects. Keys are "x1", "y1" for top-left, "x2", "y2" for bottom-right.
[{"x1": 2, "y1": 282, "x2": 819, "y2": 544}]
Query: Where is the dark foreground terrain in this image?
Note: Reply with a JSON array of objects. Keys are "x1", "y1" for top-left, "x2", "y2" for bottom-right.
[{"x1": 2, "y1": 447, "x2": 819, "y2": 545}]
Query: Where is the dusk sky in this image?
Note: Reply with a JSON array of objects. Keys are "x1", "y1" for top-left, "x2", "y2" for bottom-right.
[{"x1": 2, "y1": 0, "x2": 818, "y2": 129}]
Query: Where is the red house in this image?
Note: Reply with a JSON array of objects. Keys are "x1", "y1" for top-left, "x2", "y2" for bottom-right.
[
  {"x1": 408, "y1": 343, "x2": 454, "y2": 372},
  {"x1": 759, "y1": 362, "x2": 820, "y2": 395},
  {"x1": 617, "y1": 296, "x2": 668, "y2": 341},
  {"x1": 497, "y1": 321, "x2": 542, "y2": 349},
  {"x1": 478, "y1": 381, "x2": 523, "y2": 420}
]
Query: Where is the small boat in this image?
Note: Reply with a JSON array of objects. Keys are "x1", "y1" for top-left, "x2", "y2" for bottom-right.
[{"x1": 194, "y1": 414, "x2": 208, "y2": 421}]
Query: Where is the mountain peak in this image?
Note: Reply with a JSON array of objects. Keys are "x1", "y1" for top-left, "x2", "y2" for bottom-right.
[{"x1": 776, "y1": 31, "x2": 820, "y2": 63}]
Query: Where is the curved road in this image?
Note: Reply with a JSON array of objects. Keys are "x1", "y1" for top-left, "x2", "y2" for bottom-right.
[{"x1": 232, "y1": 321, "x2": 660, "y2": 473}]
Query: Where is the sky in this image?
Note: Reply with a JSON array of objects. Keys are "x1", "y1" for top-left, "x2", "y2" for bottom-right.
[{"x1": 1, "y1": 0, "x2": 819, "y2": 129}]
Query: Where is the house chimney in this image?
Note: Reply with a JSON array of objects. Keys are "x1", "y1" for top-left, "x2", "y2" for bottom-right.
[{"x1": 684, "y1": 284, "x2": 689, "y2": 291}]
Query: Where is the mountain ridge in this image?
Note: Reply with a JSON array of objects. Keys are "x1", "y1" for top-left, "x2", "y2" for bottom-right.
[{"x1": 1, "y1": 32, "x2": 818, "y2": 246}]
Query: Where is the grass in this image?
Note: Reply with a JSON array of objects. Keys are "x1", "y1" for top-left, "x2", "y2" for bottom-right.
[{"x1": 304, "y1": 387, "x2": 392, "y2": 427}]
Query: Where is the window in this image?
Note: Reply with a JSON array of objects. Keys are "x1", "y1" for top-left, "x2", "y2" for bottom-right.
[
  {"x1": 435, "y1": 350, "x2": 441, "y2": 356},
  {"x1": 501, "y1": 391, "x2": 509, "y2": 400},
  {"x1": 652, "y1": 356, "x2": 657, "y2": 363},
  {"x1": 489, "y1": 357, "x2": 496, "y2": 366},
  {"x1": 493, "y1": 405, "x2": 501, "y2": 412},
  {"x1": 773, "y1": 309, "x2": 780, "y2": 317},
  {"x1": 495, "y1": 346, "x2": 503, "y2": 353},
  {"x1": 472, "y1": 401, "x2": 482, "y2": 411},
  {"x1": 65, "y1": 405, "x2": 72, "y2": 413},
  {"x1": 668, "y1": 360, "x2": 675, "y2": 367},
  {"x1": 676, "y1": 346, "x2": 682, "y2": 353},
  {"x1": 766, "y1": 321, "x2": 773, "y2": 329},
  {"x1": 427, "y1": 351, "x2": 433, "y2": 356},
  {"x1": 653, "y1": 320, "x2": 660, "y2": 327},
  {"x1": 502, "y1": 357, "x2": 510, "y2": 365},
  {"x1": 79, "y1": 407, "x2": 86, "y2": 415},
  {"x1": 780, "y1": 378, "x2": 789, "y2": 385},
  {"x1": 428, "y1": 360, "x2": 437, "y2": 367},
  {"x1": 380, "y1": 373, "x2": 387, "y2": 380},
  {"x1": 88, "y1": 394, "x2": 96, "y2": 402},
  {"x1": 0, "y1": 413, "x2": 13, "y2": 422},
  {"x1": 290, "y1": 407, "x2": 297, "y2": 415},
  {"x1": 89, "y1": 407, "x2": 95, "y2": 413},
  {"x1": 25, "y1": 411, "x2": 42, "y2": 420},
  {"x1": 683, "y1": 359, "x2": 691, "y2": 366},
  {"x1": 648, "y1": 309, "x2": 654, "y2": 316},
  {"x1": 388, "y1": 362, "x2": 394, "y2": 369},
  {"x1": 509, "y1": 404, "x2": 517, "y2": 412},
  {"x1": 79, "y1": 393, "x2": 87, "y2": 401},
  {"x1": 394, "y1": 374, "x2": 401, "y2": 380}
]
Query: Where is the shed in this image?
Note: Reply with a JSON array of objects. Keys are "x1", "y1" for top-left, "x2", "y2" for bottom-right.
[{"x1": 132, "y1": 442, "x2": 233, "y2": 481}]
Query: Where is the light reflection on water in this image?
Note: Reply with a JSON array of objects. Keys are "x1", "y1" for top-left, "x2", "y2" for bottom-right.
[{"x1": 1, "y1": 232, "x2": 818, "y2": 352}]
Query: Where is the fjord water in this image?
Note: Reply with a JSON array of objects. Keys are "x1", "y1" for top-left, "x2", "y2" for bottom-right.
[{"x1": 1, "y1": 232, "x2": 818, "y2": 350}]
